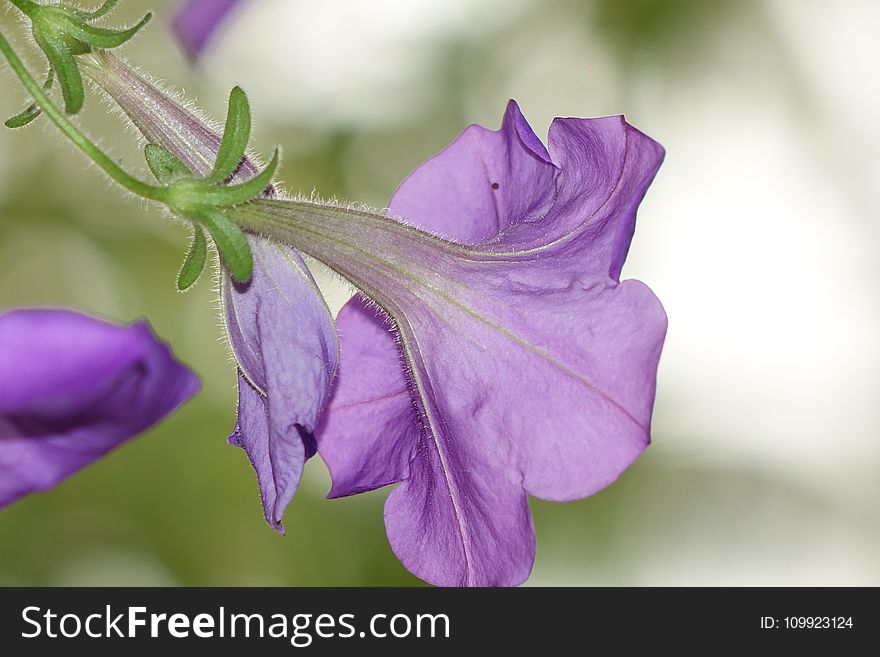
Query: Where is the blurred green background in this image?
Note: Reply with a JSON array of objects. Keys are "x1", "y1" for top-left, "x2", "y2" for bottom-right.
[{"x1": 1, "y1": 0, "x2": 878, "y2": 585}]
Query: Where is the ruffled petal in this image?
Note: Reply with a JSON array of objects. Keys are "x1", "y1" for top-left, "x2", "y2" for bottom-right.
[
  {"x1": 385, "y1": 432, "x2": 535, "y2": 587},
  {"x1": 313, "y1": 103, "x2": 665, "y2": 586},
  {"x1": 412, "y1": 270, "x2": 666, "y2": 503},
  {"x1": 388, "y1": 100, "x2": 557, "y2": 244},
  {"x1": 500, "y1": 117, "x2": 665, "y2": 280},
  {"x1": 377, "y1": 270, "x2": 663, "y2": 584},
  {"x1": 322, "y1": 302, "x2": 539, "y2": 586}
]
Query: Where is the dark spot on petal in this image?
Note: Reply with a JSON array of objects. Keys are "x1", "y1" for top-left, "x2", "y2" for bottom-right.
[{"x1": 491, "y1": 182, "x2": 500, "y2": 190}]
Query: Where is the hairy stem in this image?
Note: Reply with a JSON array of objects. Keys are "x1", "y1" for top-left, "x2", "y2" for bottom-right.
[{"x1": 0, "y1": 28, "x2": 168, "y2": 202}]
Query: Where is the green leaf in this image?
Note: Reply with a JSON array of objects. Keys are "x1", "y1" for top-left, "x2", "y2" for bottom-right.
[
  {"x1": 145, "y1": 144, "x2": 192, "y2": 184},
  {"x1": 72, "y1": 0, "x2": 122, "y2": 21},
  {"x1": 60, "y1": 12, "x2": 151, "y2": 49},
  {"x1": 32, "y1": 30, "x2": 83, "y2": 114},
  {"x1": 177, "y1": 226, "x2": 208, "y2": 291},
  {"x1": 202, "y1": 147, "x2": 279, "y2": 207},
  {"x1": 196, "y1": 207, "x2": 253, "y2": 282},
  {"x1": 205, "y1": 86, "x2": 251, "y2": 185}
]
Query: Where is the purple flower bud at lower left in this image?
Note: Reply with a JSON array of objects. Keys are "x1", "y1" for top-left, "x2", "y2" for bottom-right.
[{"x1": 0, "y1": 308, "x2": 200, "y2": 508}]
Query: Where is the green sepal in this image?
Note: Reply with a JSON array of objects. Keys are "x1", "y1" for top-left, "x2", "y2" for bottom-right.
[
  {"x1": 59, "y1": 12, "x2": 152, "y2": 50},
  {"x1": 4, "y1": 69, "x2": 54, "y2": 129},
  {"x1": 205, "y1": 86, "x2": 251, "y2": 185},
  {"x1": 32, "y1": 30, "x2": 83, "y2": 114},
  {"x1": 177, "y1": 225, "x2": 208, "y2": 291},
  {"x1": 145, "y1": 144, "x2": 192, "y2": 184},
  {"x1": 61, "y1": 34, "x2": 92, "y2": 57},
  {"x1": 4, "y1": 104, "x2": 42, "y2": 129},
  {"x1": 202, "y1": 147, "x2": 279, "y2": 206},
  {"x1": 72, "y1": 0, "x2": 122, "y2": 21},
  {"x1": 195, "y1": 206, "x2": 253, "y2": 282}
]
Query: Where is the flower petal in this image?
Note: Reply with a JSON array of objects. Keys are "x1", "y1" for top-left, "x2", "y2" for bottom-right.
[
  {"x1": 223, "y1": 239, "x2": 337, "y2": 531},
  {"x1": 228, "y1": 371, "x2": 310, "y2": 534},
  {"x1": 500, "y1": 117, "x2": 665, "y2": 280},
  {"x1": 378, "y1": 267, "x2": 663, "y2": 584},
  {"x1": 389, "y1": 104, "x2": 664, "y2": 280},
  {"x1": 172, "y1": 0, "x2": 243, "y2": 60},
  {"x1": 410, "y1": 269, "x2": 667, "y2": 502},
  {"x1": 388, "y1": 100, "x2": 557, "y2": 244},
  {"x1": 0, "y1": 309, "x2": 199, "y2": 507},
  {"x1": 320, "y1": 303, "x2": 540, "y2": 587},
  {"x1": 315, "y1": 103, "x2": 666, "y2": 586},
  {"x1": 316, "y1": 297, "x2": 416, "y2": 499},
  {"x1": 384, "y1": 431, "x2": 535, "y2": 587}
]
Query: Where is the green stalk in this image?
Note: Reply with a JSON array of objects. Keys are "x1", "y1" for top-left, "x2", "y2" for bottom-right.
[{"x1": 0, "y1": 28, "x2": 168, "y2": 203}]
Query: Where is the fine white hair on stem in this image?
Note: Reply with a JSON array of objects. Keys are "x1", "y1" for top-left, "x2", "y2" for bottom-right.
[{"x1": 84, "y1": 52, "x2": 289, "y2": 191}]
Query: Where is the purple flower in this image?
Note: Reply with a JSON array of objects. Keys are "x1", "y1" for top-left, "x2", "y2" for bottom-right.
[
  {"x1": 224, "y1": 249, "x2": 337, "y2": 533},
  {"x1": 173, "y1": 0, "x2": 244, "y2": 60},
  {"x1": 0, "y1": 308, "x2": 199, "y2": 508},
  {"x1": 86, "y1": 53, "x2": 338, "y2": 532},
  {"x1": 297, "y1": 101, "x2": 668, "y2": 586}
]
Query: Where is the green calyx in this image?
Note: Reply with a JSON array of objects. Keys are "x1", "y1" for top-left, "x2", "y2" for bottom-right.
[
  {"x1": 6, "y1": 0, "x2": 151, "y2": 124},
  {"x1": 144, "y1": 87, "x2": 281, "y2": 288},
  {"x1": 0, "y1": 27, "x2": 275, "y2": 288}
]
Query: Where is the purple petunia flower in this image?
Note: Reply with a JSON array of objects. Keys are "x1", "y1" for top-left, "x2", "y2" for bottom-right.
[
  {"x1": 304, "y1": 101, "x2": 668, "y2": 586},
  {"x1": 86, "y1": 53, "x2": 338, "y2": 532},
  {"x1": 173, "y1": 0, "x2": 244, "y2": 60},
  {"x1": 86, "y1": 49, "x2": 663, "y2": 583},
  {"x1": 0, "y1": 308, "x2": 199, "y2": 508}
]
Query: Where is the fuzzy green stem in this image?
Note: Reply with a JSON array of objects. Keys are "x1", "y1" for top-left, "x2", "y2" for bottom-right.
[{"x1": 0, "y1": 28, "x2": 168, "y2": 202}]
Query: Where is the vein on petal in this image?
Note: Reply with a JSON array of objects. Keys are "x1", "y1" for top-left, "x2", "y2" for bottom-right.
[
  {"x1": 330, "y1": 387, "x2": 409, "y2": 413},
  {"x1": 396, "y1": 317, "x2": 476, "y2": 586},
  {"x1": 244, "y1": 219, "x2": 648, "y2": 435}
]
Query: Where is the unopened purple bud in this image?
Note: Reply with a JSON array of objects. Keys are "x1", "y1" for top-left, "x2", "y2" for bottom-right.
[{"x1": 84, "y1": 51, "x2": 338, "y2": 532}]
